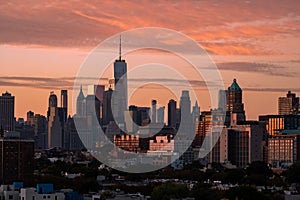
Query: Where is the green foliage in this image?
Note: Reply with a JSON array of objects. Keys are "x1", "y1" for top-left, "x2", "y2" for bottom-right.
[{"x1": 151, "y1": 182, "x2": 189, "y2": 200}]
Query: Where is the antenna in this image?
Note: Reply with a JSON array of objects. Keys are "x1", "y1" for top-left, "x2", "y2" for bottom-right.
[{"x1": 119, "y1": 35, "x2": 122, "y2": 61}]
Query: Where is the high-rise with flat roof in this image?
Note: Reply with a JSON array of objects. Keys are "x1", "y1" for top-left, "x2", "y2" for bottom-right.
[
  {"x1": 168, "y1": 99, "x2": 177, "y2": 128},
  {"x1": 278, "y1": 91, "x2": 299, "y2": 115},
  {"x1": 0, "y1": 132, "x2": 34, "y2": 184},
  {"x1": 0, "y1": 92, "x2": 15, "y2": 131}
]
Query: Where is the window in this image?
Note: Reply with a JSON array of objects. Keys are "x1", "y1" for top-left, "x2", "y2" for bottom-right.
[{"x1": 9, "y1": 195, "x2": 13, "y2": 200}]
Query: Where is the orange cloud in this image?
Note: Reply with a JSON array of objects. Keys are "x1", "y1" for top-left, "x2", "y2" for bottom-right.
[{"x1": 72, "y1": 10, "x2": 129, "y2": 30}]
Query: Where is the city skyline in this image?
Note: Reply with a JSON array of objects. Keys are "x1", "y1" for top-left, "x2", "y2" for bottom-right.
[{"x1": 0, "y1": 0, "x2": 299, "y2": 119}]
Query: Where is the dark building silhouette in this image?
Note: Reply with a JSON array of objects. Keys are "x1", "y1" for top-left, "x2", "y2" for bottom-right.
[
  {"x1": 129, "y1": 106, "x2": 151, "y2": 127},
  {"x1": 168, "y1": 99, "x2": 177, "y2": 128},
  {"x1": 102, "y1": 87, "x2": 114, "y2": 126},
  {"x1": 27, "y1": 111, "x2": 48, "y2": 149},
  {"x1": 151, "y1": 100, "x2": 157, "y2": 124},
  {"x1": 61, "y1": 90, "x2": 68, "y2": 120},
  {"x1": 47, "y1": 91, "x2": 68, "y2": 148},
  {"x1": 0, "y1": 92, "x2": 15, "y2": 131}
]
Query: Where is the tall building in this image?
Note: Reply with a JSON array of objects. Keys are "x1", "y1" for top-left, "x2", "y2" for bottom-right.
[
  {"x1": 192, "y1": 101, "x2": 200, "y2": 132},
  {"x1": 0, "y1": 132, "x2": 34, "y2": 184},
  {"x1": 113, "y1": 36, "x2": 128, "y2": 124},
  {"x1": 157, "y1": 106, "x2": 165, "y2": 124},
  {"x1": 218, "y1": 90, "x2": 227, "y2": 111},
  {"x1": 61, "y1": 90, "x2": 68, "y2": 120},
  {"x1": 151, "y1": 100, "x2": 157, "y2": 124},
  {"x1": 168, "y1": 99, "x2": 177, "y2": 128},
  {"x1": 76, "y1": 86, "x2": 86, "y2": 117},
  {"x1": 179, "y1": 90, "x2": 192, "y2": 133},
  {"x1": 220, "y1": 118, "x2": 264, "y2": 168},
  {"x1": 195, "y1": 110, "x2": 225, "y2": 162},
  {"x1": 226, "y1": 79, "x2": 245, "y2": 123},
  {"x1": 47, "y1": 92, "x2": 63, "y2": 148},
  {"x1": 0, "y1": 92, "x2": 15, "y2": 131},
  {"x1": 278, "y1": 91, "x2": 299, "y2": 115},
  {"x1": 86, "y1": 85, "x2": 104, "y2": 125},
  {"x1": 102, "y1": 88, "x2": 114, "y2": 126},
  {"x1": 64, "y1": 116, "x2": 84, "y2": 150}
]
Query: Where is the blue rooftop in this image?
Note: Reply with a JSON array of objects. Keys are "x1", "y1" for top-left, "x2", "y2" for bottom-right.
[
  {"x1": 36, "y1": 184, "x2": 54, "y2": 194},
  {"x1": 228, "y1": 78, "x2": 241, "y2": 91}
]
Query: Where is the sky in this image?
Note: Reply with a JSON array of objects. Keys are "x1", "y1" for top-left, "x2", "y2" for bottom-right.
[{"x1": 0, "y1": 0, "x2": 299, "y2": 120}]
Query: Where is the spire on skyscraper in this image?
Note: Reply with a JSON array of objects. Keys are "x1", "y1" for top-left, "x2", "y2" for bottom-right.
[
  {"x1": 119, "y1": 35, "x2": 122, "y2": 61},
  {"x1": 77, "y1": 85, "x2": 85, "y2": 100}
]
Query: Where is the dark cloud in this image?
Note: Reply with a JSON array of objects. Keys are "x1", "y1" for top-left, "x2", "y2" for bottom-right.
[
  {"x1": 216, "y1": 62, "x2": 296, "y2": 77},
  {"x1": 0, "y1": 76, "x2": 108, "y2": 90},
  {"x1": 244, "y1": 88, "x2": 300, "y2": 93}
]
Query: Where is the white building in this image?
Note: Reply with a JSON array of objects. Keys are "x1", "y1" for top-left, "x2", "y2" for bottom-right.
[
  {"x1": 0, "y1": 185, "x2": 19, "y2": 200},
  {"x1": 20, "y1": 188, "x2": 64, "y2": 200}
]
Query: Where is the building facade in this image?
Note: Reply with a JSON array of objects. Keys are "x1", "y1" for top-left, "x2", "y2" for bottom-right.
[
  {"x1": 0, "y1": 135, "x2": 34, "y2": 184},
  {"x1": 278, "y1": 91, "x2": 299, "y2": 115}
]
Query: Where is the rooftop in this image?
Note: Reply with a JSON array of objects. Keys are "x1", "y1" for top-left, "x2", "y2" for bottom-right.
[{"x1": 228, "y1": 78, "x2": 241, "y2": 91}]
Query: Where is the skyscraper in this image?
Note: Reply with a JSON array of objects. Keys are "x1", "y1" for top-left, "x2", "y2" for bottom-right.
[
  {"x1": 0, "y1": 92, "x2": 15, "y2": 131},
  {"x1": 47, "y1": 92, "x2": 63, "y2": 148},
  {"x1": 168, "y1": 99, "x2": 177, "y2": 128},
  {"x1": 151, "y1": 100, "x2": 157, "y2": 124},
  {"x1": 278, "y1": 91, "x2": 299, "y2": 115},
  {"x1": 157, "y1": 106, "x2": 165, "y2": 124},
  {"x1": 113, "y1": 35, "x2": 128, "y2": 125},
  {"x1": 76, "y1": 85, "x2": 86, "y2": 117},
  {"x1": 61, "y1": 90, "x2": 68, "y2": 120},
  {"x1": 179, "y1": 90, "x2": 192, "y2": 131},
  {"x1": 192, "y1": 101, "x2": 200, "y2": 133},
  {"x1": 86, "y1": 85, "x2": 104, "y2": 125},
  {"x1": 218, "y1": 89, "x2": 227, "y2": 111},
  {"x1": 226, "y1": 79, "x2": 245, "y2": 123},
  {"x1": 102, "y1": 87, "x2": 114, "y2": 126}
]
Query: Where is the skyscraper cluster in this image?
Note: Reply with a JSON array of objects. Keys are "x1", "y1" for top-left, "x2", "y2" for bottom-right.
[{"x1": 0, "y1": 38, "x2": 299, "y2": 181}]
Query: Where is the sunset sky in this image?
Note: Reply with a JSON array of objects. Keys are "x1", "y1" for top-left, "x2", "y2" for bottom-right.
[{"x1": 0, "y1": 0, "x2": 299, "y2": 120}]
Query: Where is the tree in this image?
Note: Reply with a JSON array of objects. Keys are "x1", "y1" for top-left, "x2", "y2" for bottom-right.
[
  {"x1": 151, "y1": 182, "x2": 189, "y2": 200},
  {"x1": 224, "y1": 186, "x2": 265, "y2": 200},
  {"x1": 285, "y1": 162, "x2": 300, "y2": 184}
]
